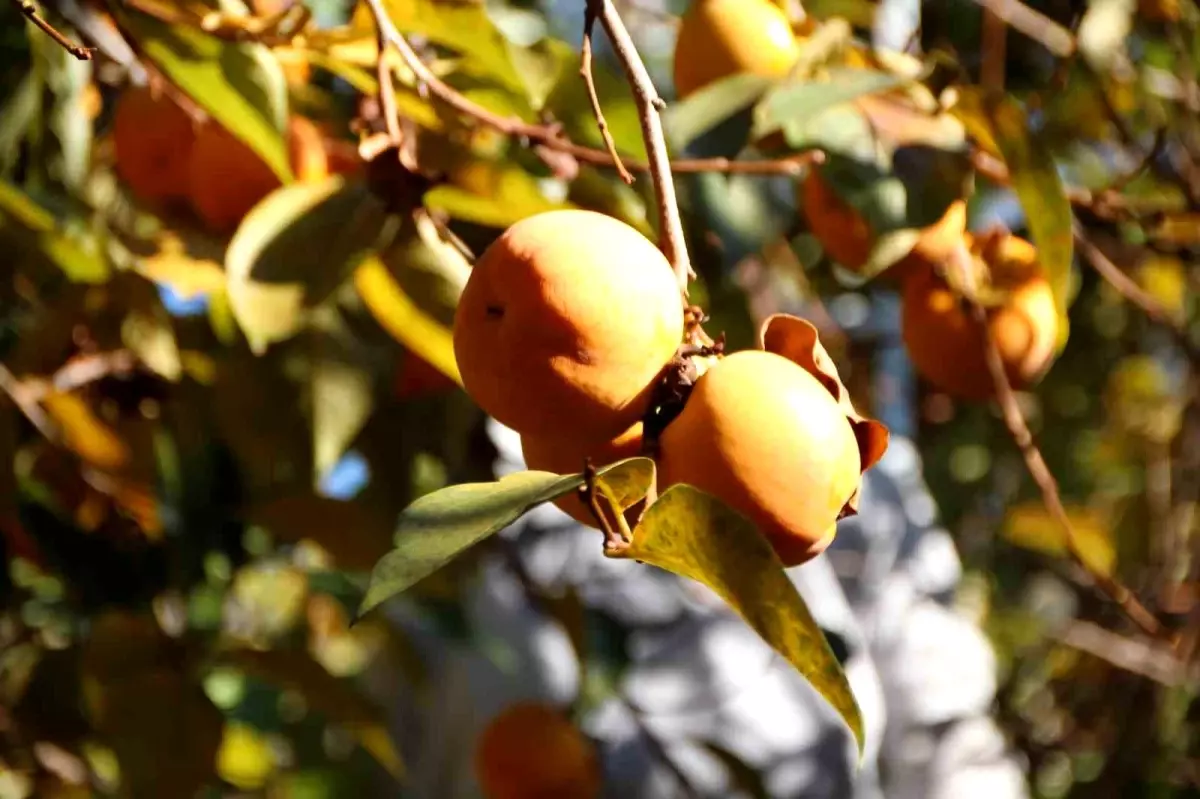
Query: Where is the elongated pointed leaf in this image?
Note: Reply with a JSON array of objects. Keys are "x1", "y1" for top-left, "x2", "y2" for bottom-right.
[
  {"x1": 112, "y1": 4, "x2": 292, "y2": 182},
  {"x1": 665, "y1": 73, "x2": 776, "y2": 151},
  {"x1": 225, "y1": 176, "x2": 392, "y2": 354},
  {"x1": 0, "y1": 181, "x2": 109, "y2": 283},
  {"x1": 753, "y1": 68, "x2": 908, "y2": 141},
  {"x1": 358, "y1": 457, "x2": 656, "y2": 618},
  {"x1": 984, "y1": 96, "x2": 1074, "y2": 351},
  {"x1": 618, "y1": 484, "x2": 864, "y2": 754}
]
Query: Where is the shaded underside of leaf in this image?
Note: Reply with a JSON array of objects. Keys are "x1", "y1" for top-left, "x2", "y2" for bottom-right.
[{"x1": 620, "y1": 484, "x2": 864, "y2": 754}]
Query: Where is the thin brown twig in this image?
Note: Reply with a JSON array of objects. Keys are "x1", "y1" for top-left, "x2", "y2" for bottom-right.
[
  {"x1": 14, "y1": 0, "x2": 94, "y2": 60},
  {"x1": 1072, "y1": 228, "x2": 1197, "y2": 361},
  {"x1": 946, "y1": 243, "x2": 1167, "y2": 640},
  {"x1": 1057, "y1": 619, "x2": 1194, "y2": 686},
  {"x1": 581, "y1": 4, "x2": 634, "y2": 185},
  {"x1": 589, "y1": 0, "x2": 693, "y2": 289},
  {"x1": 357, "y1": 0, "x2": 810, "y2": 182},
  {"x1": 968, "y1": 0, "x2": 1075, "y2": 58},
  {"x1": 370, "y1": 16, "x2": 402, "y2": 145}
]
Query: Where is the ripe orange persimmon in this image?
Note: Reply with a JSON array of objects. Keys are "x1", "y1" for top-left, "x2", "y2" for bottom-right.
[
  {"x1": 672, "y1": 0, "x2": 800, "y2": 99},
  {"x1": 520, "y1": 423, "x2": 643, "y2": 526},
  {"x1": 901, "y1": 231, "x2": 1059, "y2": 401},
  {"x1": 187, "y1": 116, "x2": 329, "y2": 233},
  {"x1": 802, "y1": 167, "x2": 967, "y2": 276},
  {"x1": 658, "y1": 350, "x2": 864, "y2": 566},
  {"x1": 474, "y1": 702, "x2": 601, "y2": 799},
  {"x1": 452, "y1": 210, "x2": 684, "y2": 441},
  {"x1": 112, "y1": 85, "x2": 196, "y2": 206}
]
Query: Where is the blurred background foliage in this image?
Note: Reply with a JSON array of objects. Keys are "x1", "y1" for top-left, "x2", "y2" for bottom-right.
[{"x1": 0, "y1": 0, "x2": 1198, "y2": 797}]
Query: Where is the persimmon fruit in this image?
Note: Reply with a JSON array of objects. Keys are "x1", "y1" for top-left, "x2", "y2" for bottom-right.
[
  {"x1": 474, "y1": 702, "x2": 601, "y2": 799},
  {"x1": 520, "y1": 423, "x2": 643, "y2": 526},
  {"x1": 452, "y1": 210, "x2": 684, "y2": 442},
  {"x1": 657, "y1": 350, "x2": 864, "y2": 566},
  {"x1": 112, "y1": 85, "x2": 196, "y2": 206},
  {"x1": 802, "y1": 167, "x2": 967, "y2": 276},
  {"x1": 187, "y1": 115, "x2": 329, "y2": 233},
  {"x1": 672, "y1": 0, "x2": 800, "y2": 99},
  {"x1": 901, "y1": 231, "x2": 1059, "y2": 401}
]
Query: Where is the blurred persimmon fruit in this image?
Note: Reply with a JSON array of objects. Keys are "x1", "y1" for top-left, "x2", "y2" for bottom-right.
[
  {"x1": 802, "y1": 167, "x2": 968, "y2": 278},
  {"x1": 901, "y1": 231, "x2": 1059, "y2": 401},
  {"x1": 672, "y1": 0, "x2": 800, "y2": 99},
  {"x1": 473, "y1": 702, "x2": 601, "y2": 799},
  {"x1": 112, "y1": 85, "x2": 197, "y2": 206}
]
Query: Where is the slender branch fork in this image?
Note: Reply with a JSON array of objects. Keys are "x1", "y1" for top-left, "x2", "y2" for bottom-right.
[
  {"x1": 357, "y1": 0, "x2": 812, "y2": 188},
  {"x1": 946, "y1": 243, "x2": 1167, "y2": 641},
  {"x1": 13, "y1": 0, "x2": 94, "y2": 59}
]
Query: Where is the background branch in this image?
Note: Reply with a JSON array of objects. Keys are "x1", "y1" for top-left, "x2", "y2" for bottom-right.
[
  {"x1": 14, "y1": 0, "x2": 94, "y2": 60},
  {"x1": 359, "y1": 0, "x2": 810, "y2": 182},
  {"x1": 946, "y1": 244, "x2": 1167, "y2": 640}
]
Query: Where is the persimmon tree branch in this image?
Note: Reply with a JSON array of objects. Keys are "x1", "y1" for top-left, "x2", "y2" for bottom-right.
[
  {"x1": 14, "y1": 0, "x2": 94, "y2": 60},
  {"x1": 945, "y1": 243, "x2": 1167, "y2": 640},
  {"x1": 586, "y1": 0, "x2": 692, "y2": 289},
  {"x1": 581, "y1": 3, "x2": 634, "y2": 185},
  {"x1": 358, "y1": 0, "x2": 812, "y2": 185}
]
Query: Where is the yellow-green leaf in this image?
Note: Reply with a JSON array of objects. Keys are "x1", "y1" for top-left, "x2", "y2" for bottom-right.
[
  {"x1": 111, "y1": 3, "x2": 293, "y2": 182},
  {"x1": 423, "y1": 162, "x2": 571, "y2": 229},
  {"x1": 1003, "y1": 501, "x2": 1115, "y2": 577},
  {"x1": 618, "y1": 485, "x2": 864, "y2": 753},
  {"x1": 984, "y1": 95, "x2": 1074, "y2": 351},
  {"x1": 358, "y1": 457, "x2": 656, "y2": 618},
  {"x1": 354, "y1": 251, "x2": 462, "y2": 387},
  {"x1": 752, "y1": 68, "x2": 908, "y2": 142},
  {"x1": 0, "y1": 180, "x2": 109, "y2": 283},
  {"x1": 225, "y1": 175, "x2": 392, "y2": 354},
  {"x1": 665, "y1": 72, "x2": 776, "y2": 150}
]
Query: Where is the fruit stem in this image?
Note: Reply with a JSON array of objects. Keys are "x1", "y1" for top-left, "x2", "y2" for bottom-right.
[
  {"x1": 946, "y1": 240, "x2": 1168, "y2": 641},
  {"x1": 585, "y1": 0, "x2": 695, "y2": 293}
]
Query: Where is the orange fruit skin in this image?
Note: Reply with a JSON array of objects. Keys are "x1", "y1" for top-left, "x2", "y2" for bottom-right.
[
  {"x1": 112, "y1": 86, "x2": 197, "y2": 206},
  {"x1": 802, "y1": 168, "x2": 968, "y2": 277},
  {"x1": 658, "y1": 350, "x2": 863, "y2": 566},
  {"x1": 474, "y1": 702, "x2": 601, "y2": 799},
  {"x1": 672, "y1": 0, "x2": 800, "y2": 100},
  {"x1": 901, "y1": 234, "x2": 1059, "y2": 401},
  {"x1": 452, "y1": 210, "x2": 684, "y2": 441},
  {"x1": 520, "y1": 423, "x2": 643, "y2": 527},
  {"x1": 187, "y1": 116, "x2": 329, "y2": 233}
]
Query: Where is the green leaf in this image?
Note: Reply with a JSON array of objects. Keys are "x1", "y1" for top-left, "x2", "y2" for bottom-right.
[
  {"x1": 0, "y1": 180, "x2": 110, "y2": 283},
  {"x1": 358, "y1": 457, "x2": 656, "y2": 618},
  {"x1": 217, "y1": 648, "x2": 405, "y2": 780},
  {"x1": 619, "y1": 485, "x2": 864, "y2": 753},
  {"x1": 225, "y1": 175, "x2": 393, "y2": 354},
  {"x1": 984, "y1": 95, "x2": 1074, "y2": 351},
  {"x1": 752, "y1": 68, "x2": 909, "y2": 141},
  {"x1": 111, "y1": 4, "x2": 292, "y2": 182},
  {"x1": 664, "y1": 73, "x2": 776, "y2": 151}
]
